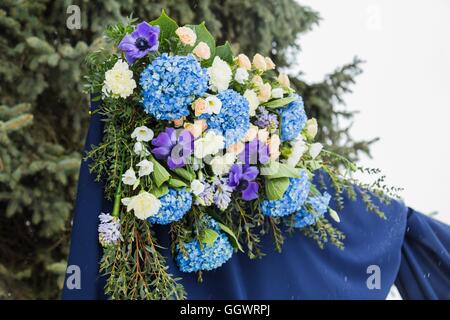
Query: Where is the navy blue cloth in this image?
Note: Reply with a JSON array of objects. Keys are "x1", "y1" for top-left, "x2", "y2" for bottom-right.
[{"x1": 62, "y1": 99, "x2": 450, "y2": 300}]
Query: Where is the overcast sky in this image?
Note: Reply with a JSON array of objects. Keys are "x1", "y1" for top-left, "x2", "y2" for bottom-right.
[{"x1": 296, "y1": 0, "x2": 450, "y2": 224}]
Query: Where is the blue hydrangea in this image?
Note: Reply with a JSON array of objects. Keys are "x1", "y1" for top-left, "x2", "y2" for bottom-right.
[
  {"x1": 176, "y1": 217, "x2": 234, "y2": 272},
  {"x1": 147, "y1": 188, "x2": 192, "y2": 225},
  {"x1": 200, "y1": 89, "x2": 250, "y2": 147},
  {"x1": 293, "y1": 192, "x2": 331, "y2": 228},
  {"x1": 140, "y1": 53, "x2": 208, "y2": 120},
  {"x1": 279, "y1": 95, "x2": 307, "y2": 142},
  {"x1": 261, "y1": 170, "x2": 311, "y2": 217}
]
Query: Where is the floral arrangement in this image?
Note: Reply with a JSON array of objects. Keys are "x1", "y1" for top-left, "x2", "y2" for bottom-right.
[{"x1": 86, "y1": 11, "x2": 396, "y2": 300}]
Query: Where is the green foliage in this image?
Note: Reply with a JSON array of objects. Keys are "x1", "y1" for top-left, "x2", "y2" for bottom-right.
[{"x1": 0, "y1": 0, "x2": 374, "y2": 299}]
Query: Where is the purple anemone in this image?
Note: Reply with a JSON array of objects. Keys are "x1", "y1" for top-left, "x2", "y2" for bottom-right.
[
  {"x1": 118, "y1": 22, "x2": 160, "y2": 64},
  {"x1": 227, "y1": 164, "x2": 259, "y2": 201},
  {"x1": 151, "y1": 128, "x2": 194, "y2": 170}
]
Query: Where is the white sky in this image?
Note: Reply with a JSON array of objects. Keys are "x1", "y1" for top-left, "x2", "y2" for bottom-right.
[{"x1": 296, "y1": 0, "x2": 450, "y2": 224}]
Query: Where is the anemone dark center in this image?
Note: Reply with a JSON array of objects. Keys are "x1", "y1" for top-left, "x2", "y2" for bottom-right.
[{"x1": 135, "y1": 37, "x2": 149, "y2": 50}]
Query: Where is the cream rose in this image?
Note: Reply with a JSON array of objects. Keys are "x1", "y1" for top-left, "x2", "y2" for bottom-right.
[
  {"x1": 193, "y1": 41, "x2": 211, "y2": 60},
  {"x1": 175, "y1": 26, "x2": 196, "y2": 46},
  {"x1": 122, "y1": 191, "x2": 161, "y2": 220}
]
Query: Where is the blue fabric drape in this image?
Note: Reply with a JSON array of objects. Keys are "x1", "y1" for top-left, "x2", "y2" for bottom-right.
[{"x1": 62, "y1": 99, "x2": 450, "y2": 300}]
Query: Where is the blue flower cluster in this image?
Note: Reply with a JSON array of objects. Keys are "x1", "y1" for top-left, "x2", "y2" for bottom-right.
[
  {"x1": 147, "y1": 188, "x2": 192, "y2": 225},
  {"x1": 293, "y1": 192, "x2": 331, "y2": 228},
  {"x1": 279, "y1": 95, "x2": 307, "y2": 142},
  {"x1": 200, "y1": 89, "x2": 250, "y2": 147},
  {"x1": 261, "y1": 170, "x2": 311, "y2": 217},
  {"x1": 176, "y1": 217, "x2": 234, "y2": 272},
  {"x1": 140, "y1": 53, "x2": 208, "y2": 120}
]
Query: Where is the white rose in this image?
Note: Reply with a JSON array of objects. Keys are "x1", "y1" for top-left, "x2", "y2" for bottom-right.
[
  {"x1": 122, "y1": 168, "x2": 137, "y2": 185},
  {"x1": 309, "y1": 142, "x2": 323, "y2": 159},
  {"x1": 136, "y1": 159, "x2": 154, "y2": 177},
  {"x1": 234, "y1": 67, "x2": 249, "y2": 84},
  {"x1": 243, "y1": 89, "x2": 259, "y2": 116},
  {"x1": 194, "y1": 131, "x2": 225, "y2": 159},
  {"x1": 133, "y1": 142, "x2": 150, "y2": 156},
  {"x1": 190, "y1": 179, "x2": 205, "y2": 196},
  {"x1": 305, "y1": 118, "x2": 318, "y2": 140},
  {"x1": 204, "y1": 95, "x2": 222, "y2": 114},
  {"x1": 210, "y1": 153, "x2": 235, "y2": 176},
  {"x1": 123, "y1": 192, "x2": 161, "y2": 220},
  {"x1": 102, "y1": 60, "x2": 136, "y2": 99},
  {"x1": 271, "y1": 87, "x2": 284, "y2": 99},
  {"x1": 208, "y1": 56, "x2": 232, "y2": 92},
  {"x1": 131, "y1": 126, "x2": 154, "y2": 142}
]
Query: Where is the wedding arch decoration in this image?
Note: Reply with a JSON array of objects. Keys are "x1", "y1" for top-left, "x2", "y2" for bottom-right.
[{"x1": 85, "y1": 10, "x2": 396, "y2": 299}]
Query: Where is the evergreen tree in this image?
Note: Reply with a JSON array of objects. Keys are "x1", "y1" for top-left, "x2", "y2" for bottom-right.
[{"x1": 0, "y1": 0, "x2": 373, "y2": 299}]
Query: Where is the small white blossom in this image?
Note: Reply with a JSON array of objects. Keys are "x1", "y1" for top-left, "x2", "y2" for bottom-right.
[
  {"x1": 122, "y1": 168, "x2": 137, "y2": 186},
  {"x1": 136, "y1": 159, "x2": 154, "y2": 177},
  {"x1": 133, "y1": 142, "x2": 150, "y2": 156},
  {"x1": 204, "y1": 95, "x2": 222, "y2": 114},
  {"x1": 210, "y1": 153, "x2": 236, "y2": 176},
  {"x1": 194, "y1": 130, "x2": 225, "y2": 159},
  {"x1": 234, "y1": 67, "x2": 249, "y2": 84},
  {"x1": 190, "y1": 179, "x2": 205, "y2": 196},
  {"x1": 309, "y1": 142, "x2": 323, "y2": 159},
  {"x1": 329, "y1": 208, "x2": 341, "y2": 223},
  {"x1": 102, "y1": 60, "x2": 136, "y2": 99},
  {"x1": 305, "y1": 118, "x2": 318, "y2": 140},
  {"x1": 208, "y1": 56, "x2": 232, "y2": 92},
  {"x1": 287, "y1": 135, "x2": 307, "y2": 167},
  {"x1": 131, "y1": 126, "x2": 154, "y2": 142},
  {"x1": 271, "y1": 87, "x2": 284, "y2": 99}
]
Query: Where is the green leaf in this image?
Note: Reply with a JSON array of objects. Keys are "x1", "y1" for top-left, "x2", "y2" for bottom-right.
[
  {"x1": 198, "y1": 229, "x2": 219, "y2": 246},
  {"x1": 168, "y1": 178, "x2": 188, "y2": 188},
  {"x1": 150, "y1": 9, "x2": 178, "y2": 46},
  {"x1": 215, "y1": 41, "x2": 234, "y2": 64},
  {"x1": 187, "y1": 22, "x2": 216, "y2": 64},
  {"x1": 263, "y1": 162, "x2": 301, "y2": 179},
  {"x1": 218, "y1": 223, "x2": 244, "y2": 252},
  {"x1": 263, "y1": 96, "x2": 296, "y2": 109},
  {"x1": 265, "y1": 177, "x2": 290, "y2": 200},
  {"x1": 151, "y1": 183, "x2": 169, "y2": 198},
  {"x1": 150, "y1": 157, "x2": 170, "y2": 187},
  {"x1": 173, "y1": 167, "x2": 195, "y2": 182}
]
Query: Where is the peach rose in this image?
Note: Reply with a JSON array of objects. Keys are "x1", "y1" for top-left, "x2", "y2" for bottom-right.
[
  {"x1": 257, "y1": 128, "x2": 270, "y2": 144},
  {"x1": 252, "y1": 53, "x2": 267, "y2": 71},
  {"x1": 227, "y1": 141, "x2": 245, "y2": 154},
  {"x1": 176, "y1": 26, "x2": 197, "y2": 46},
  {"x1": 192, "y1": 98, "x2": 207, "y2": 116},
  {"x1": 173, "y1": 117, "x2": 185, "y2": 127},
  {"x1": 236, "y1": 53, "x2": 252, "y2": 70},
  {"x1": 252, "y1": 75, "x2": 264, "y2": 87},
  {"x1": 265, "y1": 57, "x2": 276, "y2": 70},
  {"x1": 258, "y1": 83, "x2": 272, "y2": 103},
  {"x1": 243, "y1": 125, "x2": 259, "y2": 142},
  {"x1": 193, "y1": 42, "x2": 211, "y2": 60},
  {"x1": 184, "y1": 120, "x2": 207, "y2": 138},
  {"x1": 268, "y1": 134, "x2": 281, "y2": 160},
  {"x1": 277, "y1": 73, "x2": 290, "y2": 88}
]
